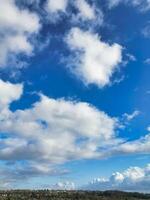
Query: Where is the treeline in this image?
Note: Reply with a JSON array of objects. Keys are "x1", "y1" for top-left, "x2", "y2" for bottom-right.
[{"x1": 0, "y1": 190, "x2": 150, "y2": 200}]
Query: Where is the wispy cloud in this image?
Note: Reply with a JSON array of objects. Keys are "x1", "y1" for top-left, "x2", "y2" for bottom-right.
[
  {"x1": 107, "y1": 0, "x2": 150, "y2": 12},
  {"x1": 123, "y1": 110, "x2": 140, "y2": 122}
]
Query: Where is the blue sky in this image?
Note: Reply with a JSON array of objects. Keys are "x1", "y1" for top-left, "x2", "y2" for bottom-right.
[{"x1": 0, "y1": 0, "x2": 150, "y2": 192}]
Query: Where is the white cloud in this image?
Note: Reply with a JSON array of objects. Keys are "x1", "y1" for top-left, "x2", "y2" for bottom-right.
[
  {"x1": 116, "y1": 134, "x2": 150, "y2": 155},
  {"x1": 0, "y1": 0, "x2": 40, "y2": 67},
  {"x1": 123, "y1": 110, "x2": 140, "y2": 122},
  {"x1": 76, "y1": 0, "x2": 96, "y2": 20},
  {"x1": 46, "y1": 0, "x2": 68, "y2": 13},
  {"x1": 0, "y1": 79, "x2": 118, "y2": 165},
  {"x1": 45, "y1": 0, "x2": 68, "y2": 22},
  {"x1": 0, "y1": 80, "x2": 150, "y2": 186},
  {"x1": 0, "y1": 79, "x2": 149, "y2": 165},
  {"x1": 126, "y1": 53, "x2": 136, "y2": 62},
  {"x1": 0, "y1": 79, "x2": 23, "y2": 109},
  {"x1": 71, "y1": 0, "x2": 103, "y2": 26},
  {"x1": 84, "y1": 164, "x2": 150, "y2": 192},
  {"x1": 0, "y1": 0, "x2": 39, "y2": 33},
  {"x1": 0, "y1": 162, "x2": 69, "y2": 188},
  {"x1": 45, "y1": 0, "x2": 103, "y2": 25},
  {"x1": 66, "y1": 27, "x2": 122, "y2": 88},
  {"x1": 50, "y1": 181, "x2": 75, "y2": 190},
  {"x1": 147, "y1": 126, "x2": 150, "y2": 132},
  {"x1": 108, "y1": 0, "x2": 150, "y2": 11}
]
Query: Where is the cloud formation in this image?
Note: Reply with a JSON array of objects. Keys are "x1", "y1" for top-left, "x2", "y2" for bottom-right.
[
  {"x1": 0, "y1": 161, "x2": 69, "y2": 189},
  {"x1": 45, "y1": 0, "x2": 103, "y2": 25},
  {"x1": 46, "y1": 0, "x2": 68, "y2": 13},
  {"x1": 72, "y1": 0, "x2": 103, "y2": 25},
  {"x1": 76, "y1": 0, "x2": 96, "y2": 21},
  {"x1": 50, "y1": 181, "x2": 75, "y2": 190},
  {"x1": 0, "y1": 79, "x2": 23, "y2": 108},
  {"x1": 0, "y1": 79, "x2": 150, "y2": 187},
  {"x1": 84, "y1": 164, "x2": 150, "y2": 192},
  {"x1": 108, "y1": 0, "x2": 150, "y2": 11},
  {"x1": 45, "y1": 0, "x2": 68, "y2": 20},
  {"x1": 0, "y1": 79, "x2": 118, "y2": 165},
  {"x1": 123, "y1": 110, "x2": 140, "y2": 122},
  {"x1": 66, "y1": 27, "x2": 122, "y2": 87},
  {"x1": 0, "y1": 0, "x2": 40, "y2": 67}
]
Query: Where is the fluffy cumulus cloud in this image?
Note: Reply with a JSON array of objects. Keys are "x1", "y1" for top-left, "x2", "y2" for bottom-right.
[
  {"x1": 66, "y1": 27, "x2": 122, "y2": 88},
  {"x1": 107, "y1": 0, "x2": 150, "y2": 11},
  {"x1": 84, "y1": 164, "x2": 150, "y2": 192},
  {"x1": 0, "y1": 79, "x2": 23, "y2": 108},
  {"x1": 0, "y1": 79, "x2": 119, "y2": 178},
  {"x1": 46, "y1": 0, "x2": 68, "y2": 14},
  {"x1": 0, "y1": 0, "x2": 40, "y2": 67},
  {"x1": 0, "y1": 79, "x2": 150, "y2": 186},
  {"x1": 45, "y1": 0, "x2": 69, "y2": 22}
]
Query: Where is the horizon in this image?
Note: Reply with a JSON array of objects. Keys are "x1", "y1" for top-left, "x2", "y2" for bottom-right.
[
  {"x1": 0, "y1": 189, "x2": 149, "y2": 194},
  {"x1": 0, "y1": 0, "x2": 150, "y2": 193}
]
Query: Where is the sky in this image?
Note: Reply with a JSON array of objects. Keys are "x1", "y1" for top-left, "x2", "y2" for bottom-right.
[{"x1": 0, "y1": 0, "x2": 150, "y2": 192}]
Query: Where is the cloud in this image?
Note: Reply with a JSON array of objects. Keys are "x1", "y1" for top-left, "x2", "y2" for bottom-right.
[
  {"x1": 142, "y1": 23, "x2": 150, "y2": 38},
  {"x1": 0, "y1": 80, "x2": 150, "y2": 187},
  {"x1": 0, "y1": 79, "x2": 23, "y2": 109},
  {"x1": 107, "y1": 0, "x2": 150, "y2": 11},
  {"x1": 76, "y1": 0, "x2": 96, "y2": 20},
  {"x1": 83, "y1": 164, "x2": 150, "y2": 192},
  {"x1": 0, "y1": 0, "x2": 40, "y2": 67},
  {"x1": 0, "y1": 79, "x2": 148, "y2": 165},
  {"x1": 116, "y1": 134, "x2": 150, "y2": 155},
  {"x1": 144, "y1": 58, "x2": 150, "y2": 64},
  {"x1": 123, "y1": 110, "x2": 140, "y2": 122},
  {"x1": 119, "y1": 110, "x2": 140, "y2": 129},
  {"x1": 46, "y1": 0, "x2": 68, "y2": 13},
  {"x1": 50, "y1": 181, "x2": 75, "y2": 190},
  {"x1": 45, "y1": 0, "x2": 103, "y2": 25},
  {"x1": 0, "y1": 162, "x2": 69, "y2": 188},
  {"x1": 126, "y1": 53, "x2": 136, "y2": 62},
  {"x1": 0, "y1": 79, "x2": 119, "y2": 187},
  {"x1": 72, "y1": 0, "x2": 103, "y2": 25},
  {"x1": 45, "y1": 0, "x2": 68, "y2": 22},
  {"x1": 0, "y1": 79, "x2": 119, "y2": 165},
  {"x1": 66, "y1": 27, "x2": 122, "y2": 88}
]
